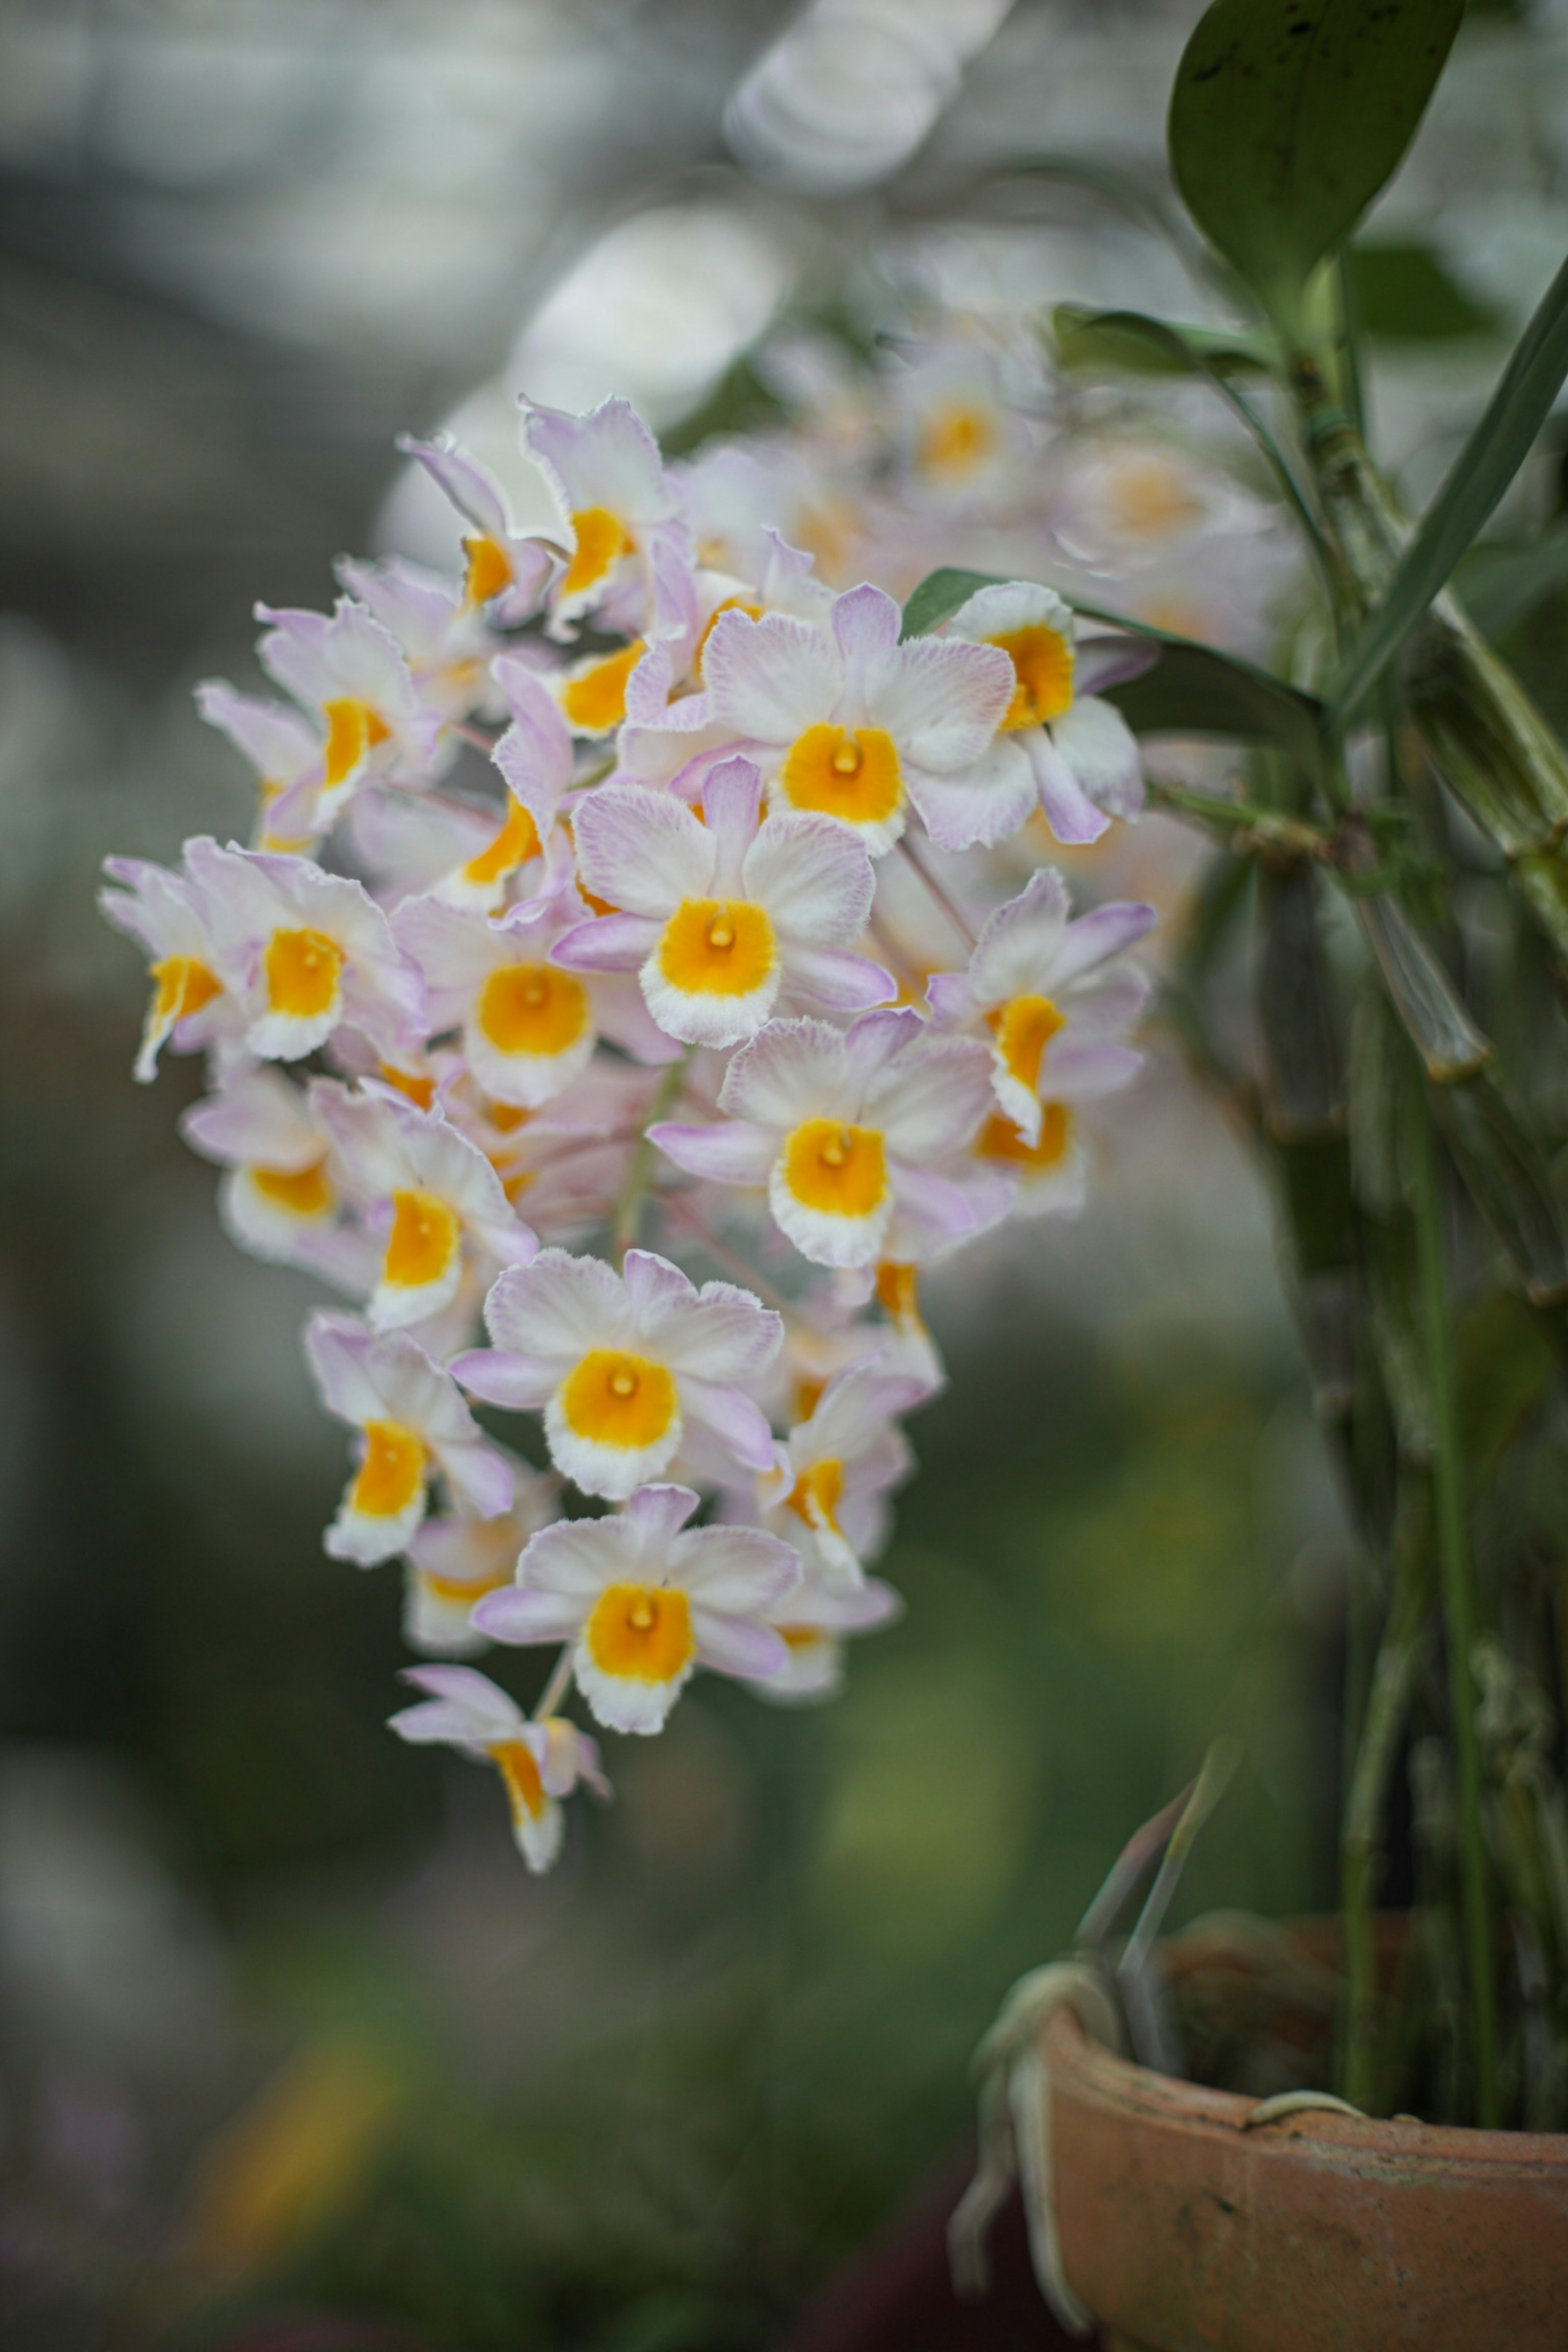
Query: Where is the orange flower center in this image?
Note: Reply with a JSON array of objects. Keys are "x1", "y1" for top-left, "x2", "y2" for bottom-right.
[
  {"x1": 780, "y1": 1119, "x2": 888, "y2": 1218},
  {"x1": 264, "y1": 927, "x2": 344, "y2": 1019},
  {"x1": 779, "y1": 724, "x2": 902, "y2": 827},
  {"x1": 656, "y1": 898, "x2": 777, "y2": 999},
  {"x1": 557, "y1": 1350, "x2": 678, "y2": 1450},
  {"x1": 990, "y1": 625, "x2": 1076, "y2": 731},
  {"x1": 582, "y1": 1583, "x2": 695, "y2": 1683}
]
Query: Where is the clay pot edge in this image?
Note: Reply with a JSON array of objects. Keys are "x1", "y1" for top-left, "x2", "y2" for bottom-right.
[{"x1": 1042, "y1": 2005, "x2": 1568, "y2": 2183}]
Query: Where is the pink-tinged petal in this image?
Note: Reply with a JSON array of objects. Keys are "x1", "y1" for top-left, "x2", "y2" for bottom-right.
[
  {"x1": 690, "y1": 1609, "x2": 791, "y2": 1682},
  {"x1": 1066, "y1": 964, "x2": 1153, "y2": 1033},
  {"x1": 1038, "y1": 1038, "x2": 1145, "y2": 1099},
  {"x1": 1049, "y1": 695, "x2": 1144, "y2": 820},
  {"x1": 392, "y1": 894, "x2": 505, "y2": 1028},
  {"x1": 868, "y1": 1036, "x2": 994, "y2": 1158},
  {"x1": 650, "y1": 1120, "x2": 776, "y2": 1186},
  {"x1": 831, "y1": 582, "x2": 902, "y2": 706},
  {"x1": 390, "y1": 1698, "x2": 507, "y2": 1748},
  {"x1": 680, "y1": 1376, "x2": 777, "y2": 1472},
  {"x1": 621, "y1": 1481, "x2": 702, "y2": 1552},
  {"x1": 701, "y1": 757, "x2": 765, "y2": 895},
  {"x1": 593, "y1": 968, "x2": 687, "y2": 1065},
  {"x1": 552, "y1": 911, "x2": 660, "y2": 972},
  {"x1": 889, "y1": 1160, "x2": 981, "y2": 1237},
  {"x1": 869, "y1": 636, "x2": 1011, "y2": 771},
  {"x1": 718, "y1": 1016, "x2": 846, "y2": 1128},
  {"x1": 439, "y1": 1439, "x2": 516, "y2": 1520},
  {"x1": 399, "y1": 434, "x2": 508, "y2": 540},
  {"x1": 182, "y1": 1067, "x2": 319, "y2": 1170},
  {"x1": 968, "y1": 866, "x2": 1071, "y2": 1002},
  {"x1": 571, "y1": 785, "x2": 712, "y2": 918},
  {"x1": 923, "y1": 971, "x2": 974, "y2": 1027},
  {"x1": 620, "y1": 1247, "x2": 696, "y2": 1324},
  {"x1": 741, "y1": 812, "x2": 874, "y2": 944},
  {"x1": 782, "y1": 943, "x2": 895, "y2": 1013},
  {"x1": 673, "y1": 1523, "x2": 801, "y2": 1611},
  {"x1": 519, "y1": 1510, "x2": 638, "y2": 1596},
  {"x1": 196, "y1": 681, "x2": 318, "y2": 784},
  {"x1": 657, "y1": 1283, "x2": 782, "y2": 1382},
  {"x1": 1026, "y1": 731, "x2": 1112, "y2": 845},
  {"x1": 304, "y1": 1312, "x2": 382, "y2": 1425},
  {"x1": 840, "y1": 1006, "x2": 923, "y2": 1105},
  {"x1": 703, "y1": 608, "x2": 843, "y2": 744},
  {"x1": 789, "y1": 1575, "x2": 904, "y2": 1634},
  {"x1": 1052, "y1": 900, "x2": 1158, "y2": 986},
  {"x1": 905, "y1": 753, "x2": 1037, "y2": 853},
  {"x1": 471, "y1": 1586, "x2": 585, "y2": 1644},
  {"x1": 524, "y1": 396, "x2": 669, "y2": 524},
  {"x1": 493, "y1": 656, "x2": 574, "y2": 793},
  {"x1": 449, "y1": 1347, "x2": 558, "y2": 1410},
  {"x1": 401, "y1": 1662, "x2": 525, "y2": 1722},
  {"x1": 802, "y1": 1359, "x2": 933, "y2": 1452},
  {"x1": 1075, "y1": 637, "x2": 1159, "y2": 695},
  {"x1": 483, "y1": 1247, "x2": 623, "y2": 1359}
]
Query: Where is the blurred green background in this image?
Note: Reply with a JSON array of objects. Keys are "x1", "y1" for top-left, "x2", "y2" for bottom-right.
[{"x1": 3, "y1": 0, "x2": 1563, "y2": 2343}]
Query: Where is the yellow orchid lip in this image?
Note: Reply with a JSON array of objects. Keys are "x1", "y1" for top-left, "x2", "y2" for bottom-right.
[
  {"x1": 989, "y1": 624, "x2": 1076, "y2": 730},
  {"x1": 150, "y1": 954, "x2": 222, "y2": 1029},
  {"x1": 463, "y1": 534, "x2": 513, "y2": 607},
  {"x1": 780, "y1": 1118, "x2": 889, "y2": 1219},
  {"x1": 557, "y1": 1350, "x2": 677, "y2": 1452},
  {"x1": 562, "y1": 506, "x2": 635, "y2": 600},
  {"x1": 656, "y1": 898, "x2": 777, "y2": 1000},
  {"x1": 250, "y1": 1157, "x2": 334, "y2": 1219},
  {"x1": 978, "y1": 1101, "x2": 1073, "y2": 1170},
  {"x1": 265, "y1": 926, "x2": 344, "y2": 1020},
  {"x1": 322, "y1": 697, "x2": 390, "y2": 788},
  {"x1": 382, "y1": 1188, "x2": 461, "y2": 1292},
  {"x1": 582, "y1": 1581, "x2": 694, "y2": 1685},
  {"x1": 462, "y1": 798, "x2": 541, "y2": 889},
  {"x1": 988, "y1": 993, "x2": 1065, "y2": 1092},
  {"x1": 489, "y1": 1737, "x2": 548, "y2": 1826},
  {"x1": 560, "y1": 641, "x2": 645, "y2": 733},
  {"x1": 350, "y1": 1420, "x2": 426, "y2": 1519},
  {"x1": 476, "y1": 964, "x2": 590, "y2": 1058},
  {"x1": 779, "y1": 724, "x2": 903, "y2": 827}
]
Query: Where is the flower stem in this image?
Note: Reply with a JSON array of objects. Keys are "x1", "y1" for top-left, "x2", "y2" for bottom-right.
[
  {"x1": 898, "y1": 835, "x2": 975, "y2": 950},
  {"x1": 533, "y1": 1644, "x2": 574, "y2": 1723},
  {"x1": 1339, "y1": 1486, "x2": 1432, "y2": 2111},
  {"x1": 612, "y1": 1047, "x2": 693, "y2": 1264},
  {"x1": 1410, "y1": 1082, "x2": 1499, "y2": 2126}
]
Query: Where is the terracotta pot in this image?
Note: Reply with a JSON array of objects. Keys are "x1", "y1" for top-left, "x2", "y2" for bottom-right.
[{"x1": 1043, "y1": 1957, "x2": 1568, "y2": 2352}]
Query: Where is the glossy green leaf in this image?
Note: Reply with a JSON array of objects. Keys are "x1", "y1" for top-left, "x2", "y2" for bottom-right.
[
  {"x1": 898, "y1": 567, "x2": 1326, "y2": 771},
  {"x1": 1051, "y1": 305, "x2": 1270, "y2": 377},
  {"x1": 1334, "y1": 248, "x2": 1568, "y2": 726},
  {"x1": 1168, "y1": 0, "x2": 1464, "y2": 333}
]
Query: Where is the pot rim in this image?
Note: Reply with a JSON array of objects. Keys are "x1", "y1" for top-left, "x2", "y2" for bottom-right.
[{"x1": 1042, "y1": 2004, "x2": 1568, "y2": 2177}]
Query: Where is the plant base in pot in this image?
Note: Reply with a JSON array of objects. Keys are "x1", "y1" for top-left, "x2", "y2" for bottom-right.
[{"x1": 962, "y1": 1915, "x2": 1568, "y2": 2352}]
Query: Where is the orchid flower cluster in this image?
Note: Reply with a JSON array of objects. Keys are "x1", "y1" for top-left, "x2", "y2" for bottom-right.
[{"x1": 100, "y1": 392, "x2": 1158, "y2": 1875}]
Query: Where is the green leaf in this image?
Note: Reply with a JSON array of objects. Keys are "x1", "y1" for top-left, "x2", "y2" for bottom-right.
[
  {"x1": 1453, "y1": 520, "x2": 1568, "y2": 642},
  {"x1": 1168, "y1": 0, "x2": 1465, "y2": 333},
  {"x1": 898, "y1": 568, "x2": 1002, "y2": 641},
  {"x1": 898, "y1": 567, "x2": 1326, "y2": 771},
  {"x1": 1052, "y1": 305, "x2": 1271, "y2": 376},
  {"x1": 1349, "y1": 241, "x2": 1499, "y2": 343},
  {"x1": 1333, "y1": 247, "x2": 1568, "y2": 726}
]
